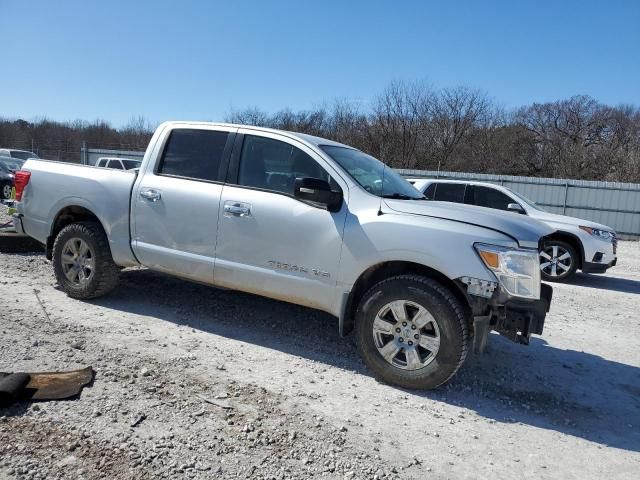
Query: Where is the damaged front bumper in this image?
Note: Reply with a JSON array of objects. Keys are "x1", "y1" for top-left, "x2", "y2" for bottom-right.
[
  {"x1": 492, "y1": 283, "x2": 553, "y2": 344},
  {"x1": 456, "y1": 278, "x2": 553, "y2": 352}
]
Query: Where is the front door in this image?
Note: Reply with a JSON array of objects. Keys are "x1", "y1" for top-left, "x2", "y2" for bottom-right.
[
  {"x1": 132, "y1": 126, "x2": 236, "y2": 283},
  {"x1": 214, "y1": 131, "x2": 348, "y2": 312}
]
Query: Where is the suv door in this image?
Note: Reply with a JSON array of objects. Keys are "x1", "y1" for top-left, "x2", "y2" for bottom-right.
[
  {"x1": 214, "y1": 131, "x2": 348, "y2": 312},
  {"x1": 432, "y1": 183, "x2": 466, "y2": 203},
  {"x1": 467, "y1": 185, "x2": 517, "y2": 211},
  {"x1": 131, "y1": 126, "x2": 236, "y2": 283}
]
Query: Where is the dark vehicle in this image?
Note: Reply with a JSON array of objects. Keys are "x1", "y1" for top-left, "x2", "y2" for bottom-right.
[{"x1": 0, "y1": 163, "x2": 15, "y2": 199}]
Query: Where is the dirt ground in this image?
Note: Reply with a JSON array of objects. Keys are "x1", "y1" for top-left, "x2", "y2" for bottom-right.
[{"x1": 0, "y1": 208, "x2": 638, "y2": 479}]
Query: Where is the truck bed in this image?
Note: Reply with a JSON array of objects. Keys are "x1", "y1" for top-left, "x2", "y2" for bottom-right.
[{"x1": 17, "y1": 159, "x2": 139, "y2": 266}]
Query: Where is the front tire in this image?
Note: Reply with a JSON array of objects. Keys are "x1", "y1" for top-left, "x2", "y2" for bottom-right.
[
  {"x1": 540, "y1": 240, "x2": 578, "y2": 282},
  {"x1": 52, "y1": 222, "x2": 119, "y2": 299},
  {"x1": 355, "y1": 275, "x2": 469, "y2": 390}
]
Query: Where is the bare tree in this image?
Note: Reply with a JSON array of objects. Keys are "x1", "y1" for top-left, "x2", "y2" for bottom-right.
[
  {"x1": 371, "y1": 80, "x2": 432, "y2": 168},
  {"x1": 426, "y1": 86, "x2": 491, "y2": 172}
]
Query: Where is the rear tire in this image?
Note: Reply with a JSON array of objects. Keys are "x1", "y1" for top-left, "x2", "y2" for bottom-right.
[
  {"x1": 52, "y1": 222, "x2": 119, "y2": 299},
  {"x1": 355, "y1": 275, "x2": 469, "y2": 390},
  {"x1": 540, "y1": 240, "x2": 578, "y2": 282}
]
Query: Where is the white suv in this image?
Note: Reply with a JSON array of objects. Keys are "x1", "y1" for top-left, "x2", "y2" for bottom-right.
[{"x1": 409, "y1": 179, "x2": 617, "y2": 282}]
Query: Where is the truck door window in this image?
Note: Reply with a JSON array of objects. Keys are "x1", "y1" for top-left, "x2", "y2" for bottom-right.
[
  {"x1": 158, "y1": 129, "x2": 230, "y2": 182},
  {"x1": 433, "y1": 183, "x2": 465, "y2": 203},
  {"x1": 472, "y1": 186, "x2": 513, "y2": 210},
  {"x1": 237, "y1": 135, "x2": 331, "y2": 195}
]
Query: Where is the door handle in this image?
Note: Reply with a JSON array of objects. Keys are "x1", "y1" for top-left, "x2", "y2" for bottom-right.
[
  {"x1": 224, "y1": 201, "x2": 251, "y2": 217},
  {"x1": 140, "y1": 189, "x2": 161, "y2": 202}
]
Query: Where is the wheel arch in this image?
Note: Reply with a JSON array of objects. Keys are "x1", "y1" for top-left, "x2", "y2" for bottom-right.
[
  {"x1": 46, "y1": 205, "x2": 107, "y2": 260},
  {"x1": 543, "y1": 231, "x2": 584, "y2": 268},
  {"x1": 340, "y1": 261, "x2": 472, "y2": 336}
]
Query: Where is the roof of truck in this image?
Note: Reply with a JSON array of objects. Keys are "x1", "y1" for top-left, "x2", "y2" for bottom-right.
[
  {"x1": 161, "y1": 121, "x2": 354, "y2": 150},
  {"x1": 407, "y1": 178, "x2": 503, "y2": 188}
]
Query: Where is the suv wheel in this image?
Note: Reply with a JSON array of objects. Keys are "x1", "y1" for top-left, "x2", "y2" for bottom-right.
[
  {"x1": 355, "y1": 275, "x2": 469, "y2": 389},
  {"x1": 52, "y1": 222, "x2": 120, "y2": 299},
  {"x1": 540, "y1": 240, "x2": 578, "y2": 282}
]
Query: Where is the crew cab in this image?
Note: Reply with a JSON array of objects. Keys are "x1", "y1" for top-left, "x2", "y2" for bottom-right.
[
  {"x1": 409, "y1": 179, "x2": 617, "y2": 282},
  {"x1": 13, "y1": 122, "x2": 554, "y2": 389}
]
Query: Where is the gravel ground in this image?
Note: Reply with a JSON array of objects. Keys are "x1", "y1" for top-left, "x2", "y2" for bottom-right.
[{"x1": 0, "y1": 205, "x2": 638, "y2": 479}]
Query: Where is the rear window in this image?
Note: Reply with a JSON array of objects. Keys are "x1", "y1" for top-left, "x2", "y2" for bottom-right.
[
  {"x1": 122, "y1": 160, "x2": 141, "y2": 170},
  {"x1": 10, "y1": 151, "x2": 37, "y2": 160},
  {"x1": 158, "y1": 129, "x2": 230, "y2": 182},
  {"x1": 433, "y1": 183, "x2": 466, "y2": 203},
  {"x1": 424, "y1": 183, "x2": 437, "y2": 200}
]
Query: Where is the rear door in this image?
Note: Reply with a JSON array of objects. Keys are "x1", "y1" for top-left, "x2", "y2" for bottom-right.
[{"x1": 131, "y1": 126, "x2": 236, "y2": 283}]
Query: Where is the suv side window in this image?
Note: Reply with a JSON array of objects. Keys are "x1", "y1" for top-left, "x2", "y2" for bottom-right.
[
  {"x1": 158, "y1": 129, "x2": 230, "y2": 182},
  {"x1": 471, "y1": 186, "x2": 514, "y2": 211},
  {"x1": 237, "y1": 135, "x2": 331, "y2": 195},
  {"x1": 108, "y1": 159, "x2": 124, "y2": 170},
  {"x1": 433, "y1": 183, "x2": 465, "y2": 203},
  {"x1": 424, "y1": 183, "x2": 437, "y2": 200}
]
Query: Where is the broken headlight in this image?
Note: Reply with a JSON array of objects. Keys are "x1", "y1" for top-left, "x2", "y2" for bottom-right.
[{"x1": 474, "y1": 243, "x2": 541, "y2": 300}]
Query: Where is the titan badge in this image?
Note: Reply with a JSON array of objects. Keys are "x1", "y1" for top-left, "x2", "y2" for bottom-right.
[{"x1": 268, "y1": 260, "x2": 330, "y2": 278}]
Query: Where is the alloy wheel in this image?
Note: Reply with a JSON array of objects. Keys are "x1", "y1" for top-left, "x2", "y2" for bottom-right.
[
  {"x1": 540, "y1": 244, "x2": 572, "y2": 278},
  {"x1": 372, "y1": 299, "x2": 440, "y2": 370},
  {"x1": 60, "y1": 237, "x2": 95, "y2": 286}
]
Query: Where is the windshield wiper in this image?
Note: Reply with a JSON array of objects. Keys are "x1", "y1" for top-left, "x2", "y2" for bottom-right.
[{"x1": 380, "y1": 193, "x2": 425, "y2": 200}]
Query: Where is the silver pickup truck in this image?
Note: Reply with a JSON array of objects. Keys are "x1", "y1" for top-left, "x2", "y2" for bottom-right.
[{"x1": 13, "y1": 122, "x2": 554, "y2": 389}]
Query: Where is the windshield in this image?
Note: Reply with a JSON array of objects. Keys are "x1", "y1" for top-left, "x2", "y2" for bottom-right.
[
  {"x1": 320, "y1": 146, "x2": 424, "y2": 200},
  {"x1": 10, "y1": 151, "x2": 37, "y2": 161},
  {"x1": 0, "y1": 159, "x2": 21, "y2": 171},
  {"x1": 510, "y1": 190, "x2": 545, "y2": 212}
]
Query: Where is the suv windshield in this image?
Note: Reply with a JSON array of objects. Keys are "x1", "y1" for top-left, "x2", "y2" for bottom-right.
[
  {"x1": 510, "y1": 190, "x2": 545, "y2": 212},
  {"x1": 10, "y1": 151, "x2": 37, "y2": 161},
  {"x1": 320, "y1": 146, "x2": 424, "y2": 200},
  {"x1": 0, "y1": 159, "x2": 21, "y2": 171}
]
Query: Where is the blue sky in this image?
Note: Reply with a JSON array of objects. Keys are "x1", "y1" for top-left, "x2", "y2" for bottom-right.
[{"x1": 1, "y1": 0, "x2": 638, "y2": 126}]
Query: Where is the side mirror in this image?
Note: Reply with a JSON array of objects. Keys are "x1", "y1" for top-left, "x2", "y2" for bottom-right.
[
  {"x1": 507, "y1": 202, "x2": 525, "y2": 214},
  {"x1": 294, "y1": 177, "x2": 343, "y2": 212}
]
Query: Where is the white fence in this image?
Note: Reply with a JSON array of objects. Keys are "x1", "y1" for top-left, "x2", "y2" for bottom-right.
[{"x1": 398, "y1": 169, "x2": 640, "y2": 239}]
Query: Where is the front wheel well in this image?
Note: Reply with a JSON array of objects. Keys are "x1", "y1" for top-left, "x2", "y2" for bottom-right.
[
  {"x1": 341, "y1": 261, "x2": 472, "y2": 336},
  {"x1": 543, "y1": 231, "x2": 584, "y2": 268},
  {"x1": 46, "y1": 206, "x2": 104, "y2": 259}
]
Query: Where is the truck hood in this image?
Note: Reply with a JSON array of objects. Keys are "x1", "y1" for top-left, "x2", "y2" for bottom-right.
[
  {"x1": 529, "y1": 210, "x2": 614, "y2": 231},
  {"x1": 383, "y1": 199, "x2": 554, "y2": 249}
]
